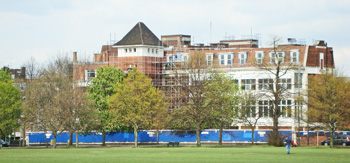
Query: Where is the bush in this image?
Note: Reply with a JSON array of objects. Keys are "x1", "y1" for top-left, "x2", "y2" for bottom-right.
[{"x1": 267, "y1": 132, "x2": 287, "y2": 147}]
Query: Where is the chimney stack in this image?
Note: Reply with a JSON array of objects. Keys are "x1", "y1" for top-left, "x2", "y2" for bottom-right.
[{"x1": 73, "y1": 52, "x2": 77, "y2": 63}]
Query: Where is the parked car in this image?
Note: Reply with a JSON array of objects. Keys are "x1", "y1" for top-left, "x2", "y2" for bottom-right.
[
  {"x1": 321, "y1": 135, "x2": 350, "y2": 146},
  {"x1": 1, "y1": 140, "x2": 10, "y2": 147}
]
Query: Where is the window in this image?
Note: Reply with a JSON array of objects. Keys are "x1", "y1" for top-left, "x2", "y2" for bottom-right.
[
  {"x1": 290, "y1": 50, "x2": 300, "y2": 64},
  {"x1": 134, "y1": 48, "x2": 136, "y2": 52},
  {"x1": 219, "y1": 54, "x2": 225, "y2": 65},
  {"x1": 258, "y1": 100, "x2": 272, "y2": 117},
  {"x1": 156, "y1": 49, "x2": 158, "y2": 54},
  {"x1": 320, "y1": 53, "x2": 324, "y2": 69},
  {"x1": 129, "y1": 48, "x2": 132, "y2": 53},
  {"x1": 168, "y1": 56, "x2": 174, "y2": 62},
  {"x1": 269, "y1": 51, "x2": 285, "y2": 64},
  {"x1": 183, "y1": 55, "x2": 188, "y2": 62},
  {"x1": 227, "y1": 53, "x2": 233, "y2": 65},
  {"x1": 85, "y1": 70, "x2": 96, "y2": 81},
  {"x1": 218, "y1": 53, "x2": 234, "y2": 66},
  {"x1": 242, "y1": 101, "x2": 256, "y2": 117},
  {"x1": 206, "y1": 54, "x2": 213, "y2": 66},
  {"x1": 294, "y1": 100, "x2": 303, "y2": 119},
  {"x1": 125, "y1": 49, "x2": 128, "y2": 53},
  {"x1": 294, "y1": 73, "x2": 302, "y2": 89},
  {"x1": 258, "y1": 79, "x2": 273, "y2": 90},
  {"x1": 148, "y1": 48, "x2": 150, "y2": 53},
  {"x1": 241, "y1": 79, "x2": 256, "y2": 90},
  {"x1": 279, "y1": 100, "x2": 292, "y2": 117},
  {"x1": 152, "y1": 49, "x2": 154, "y2": 53},
  {"x1": 238, "y1": 52, "x2": 247, "y2": 65},
  {"x1": 255, "y1": 51, "x2": 264, "y2": 64},
  {"x1": 278, "y1": 78, "x2": 292, "y2": 90}
]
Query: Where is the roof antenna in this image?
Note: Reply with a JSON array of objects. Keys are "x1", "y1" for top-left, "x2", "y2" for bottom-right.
[{"x1": 210, "y1": 21, "x2": 212, "y2": 44}]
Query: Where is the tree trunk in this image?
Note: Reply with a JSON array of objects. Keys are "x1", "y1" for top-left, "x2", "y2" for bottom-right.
[
  {"x1": 307, "y1": 124, "x2": 310, "y2": 146},
  {"x1": 22, "y1": 125, "x2": 26, "y2": 147},
  {"x1": 330, "y1": 127, "x2": 335, "y2": 148},
  {"x1": 53, "y1": 133, "x2": 57, "y2": 149},
  {"x1": 102, "y1": 131, "x2": 106, "y2": 146},
  {"x1": 219, "y1": 126, "x2": 223, "y2": 145},
  {"x1": 251, "y1": 128, "x2": 255, "y2": 145},
  {"x1": 196, "y1": 125, "x2": 201, "y2": 147},
  {"x1": 272, "y1": 115, "x2": 279, "y2": 146},
  {"x1": 134, "y1": 127, "x2": 138, "y2": 147},
  {"x1": 69, "y1": 130, "x2": 73, "y2": 146},
  {"x1": 75, "y1": 131, "x2": 79, "y2": 148}
]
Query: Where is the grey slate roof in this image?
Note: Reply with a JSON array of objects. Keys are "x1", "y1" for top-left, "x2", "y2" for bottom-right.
[{"x1": 114, "y1": 22, "x2": 166, "y2": 47}]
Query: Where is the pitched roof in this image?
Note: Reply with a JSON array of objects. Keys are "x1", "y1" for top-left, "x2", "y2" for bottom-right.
[{"x1": 114, "y1": 22, "x2": 166, "y2": 47}]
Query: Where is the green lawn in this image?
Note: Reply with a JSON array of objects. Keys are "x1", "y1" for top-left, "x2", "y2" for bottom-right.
[{"x1": 0, "y1": 146, "x2": 349, "y2": 163}]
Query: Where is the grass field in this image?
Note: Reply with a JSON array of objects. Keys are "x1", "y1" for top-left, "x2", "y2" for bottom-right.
[{"x1": 0, "y1": 145, "x2": 349, "y2": 163}]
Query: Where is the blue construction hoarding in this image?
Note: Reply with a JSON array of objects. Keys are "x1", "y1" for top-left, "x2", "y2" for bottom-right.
[{"x1": 28, "y1": 130, "x2": 295, "y2": 144}]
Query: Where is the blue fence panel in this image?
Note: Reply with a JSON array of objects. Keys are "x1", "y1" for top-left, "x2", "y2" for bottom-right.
[
  {"x1": 27, "y1": 130, "x2": 295, "y2": 144},
  {"x1": 159, "y1": 130, "x2": 197, "y2": 142}
]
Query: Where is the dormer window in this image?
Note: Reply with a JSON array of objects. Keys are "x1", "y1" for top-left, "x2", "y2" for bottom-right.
[
  {"x1": 269, "y1": 51, "x2": 285, "y2": 65},
  {"x1": 238, "y1": 52, "x2": 247, "y2": 65},
  {"x1": 206, "y1": 53, "x2": 214, "y2": 66},
  {"x1": 219, "y1": 54, "x2": 225, "y2": 65},
  {"x1": 255, "y1": 51, "x2": 264, "y2": 65},
  {"x1": 227, "y1": 53, "x2": 233, "y2": 65},
  {"x1": 290, "y1": 50, "x2": 300, "y2": 64}
]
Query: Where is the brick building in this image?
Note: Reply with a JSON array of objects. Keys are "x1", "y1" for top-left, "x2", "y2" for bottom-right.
[{"x1": 73, "y1": 22, "x2": 334, "y2": 137}]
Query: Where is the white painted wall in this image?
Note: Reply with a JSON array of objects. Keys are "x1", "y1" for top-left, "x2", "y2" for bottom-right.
[{"x1": 115, "y1": 45, "x2": 164, "y2": 58}]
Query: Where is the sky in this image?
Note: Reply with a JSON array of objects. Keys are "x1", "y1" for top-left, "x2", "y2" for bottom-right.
[{"x1": 1, "y1": 0, "x2": 349, "y2": 76}]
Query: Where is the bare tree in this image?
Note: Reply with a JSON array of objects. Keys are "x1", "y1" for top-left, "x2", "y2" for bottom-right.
[
  {"x1": 23, "y1": 55, "x2": 74, "y2": 148},
  {"x1": 255, "y1": 36, "x2": 296, "y2": 146}
]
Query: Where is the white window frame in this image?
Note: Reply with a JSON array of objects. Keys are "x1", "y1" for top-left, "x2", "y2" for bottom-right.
[
  {"x1": 269, "y1": 51, "x2": 285, "y2": 65},
  {"x1": 255, "y1": 51, "x2": 264, "y2": 65},
  {"x1": 278, "y1": 78, "x2": 292, "y2": 90},
  {"x1": 168, "y1": 55, "x2": 175, "y2": 62},
  {"x1": 227, "y1": 53, "x2": 234, "y2": 66},
  {"x1": 320, "y1": 53, "x2": 324, "y2": 70},
  {"x1": 241, "y1": 79, "x2": 256, "y2": 90},
  {"x1": 206, "y1": 53, "x2": 214, "y2": 66},
  {"x1": 279, "y1": 100, "x2": 292, "y2": 117},
  {"x1": 85, "y1": 70, "x2": 96, "y2": 81},
  {"x1": 290, "y1": 50, "x2": 300, "y2": 64},
  {"x1": 238, "y1": 52, "x2": 247, "y2": 65},
  {"x1": 218, "y1": 53, "x2": 225, "y2": 65}
]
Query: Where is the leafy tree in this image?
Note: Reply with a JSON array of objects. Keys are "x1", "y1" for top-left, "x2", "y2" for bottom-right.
[
  {"x1": 307, "y1": 70, "x2": 350, "y2": 148},
  {"x1": 169, "y1": 51, "x2": 237, "y2": 146},
  {"x1": 0, "y1": 69, "x2": 21, "y2": 140},
  {"x1": 87, "y1": 66, "x2": 125, "y2": 146},
  {"x1": 237, "y1": 92, "x2": 261, "y2": 145},
  {"x1": 109, "y1": 68, "x2": 167, "y2": 147},
  {"x1": 206, "y1": 71, "x2": 239, "y2": 145}
]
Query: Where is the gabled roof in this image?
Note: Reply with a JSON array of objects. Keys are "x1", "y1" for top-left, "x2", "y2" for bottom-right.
[{"x1": 114, "y1": 22, "x2": 166, "y2": 47}]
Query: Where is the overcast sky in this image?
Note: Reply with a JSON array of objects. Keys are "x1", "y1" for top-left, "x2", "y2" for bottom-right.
[{"x1": 1, "y1": 0, "x2": 349, "y2": 76}]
